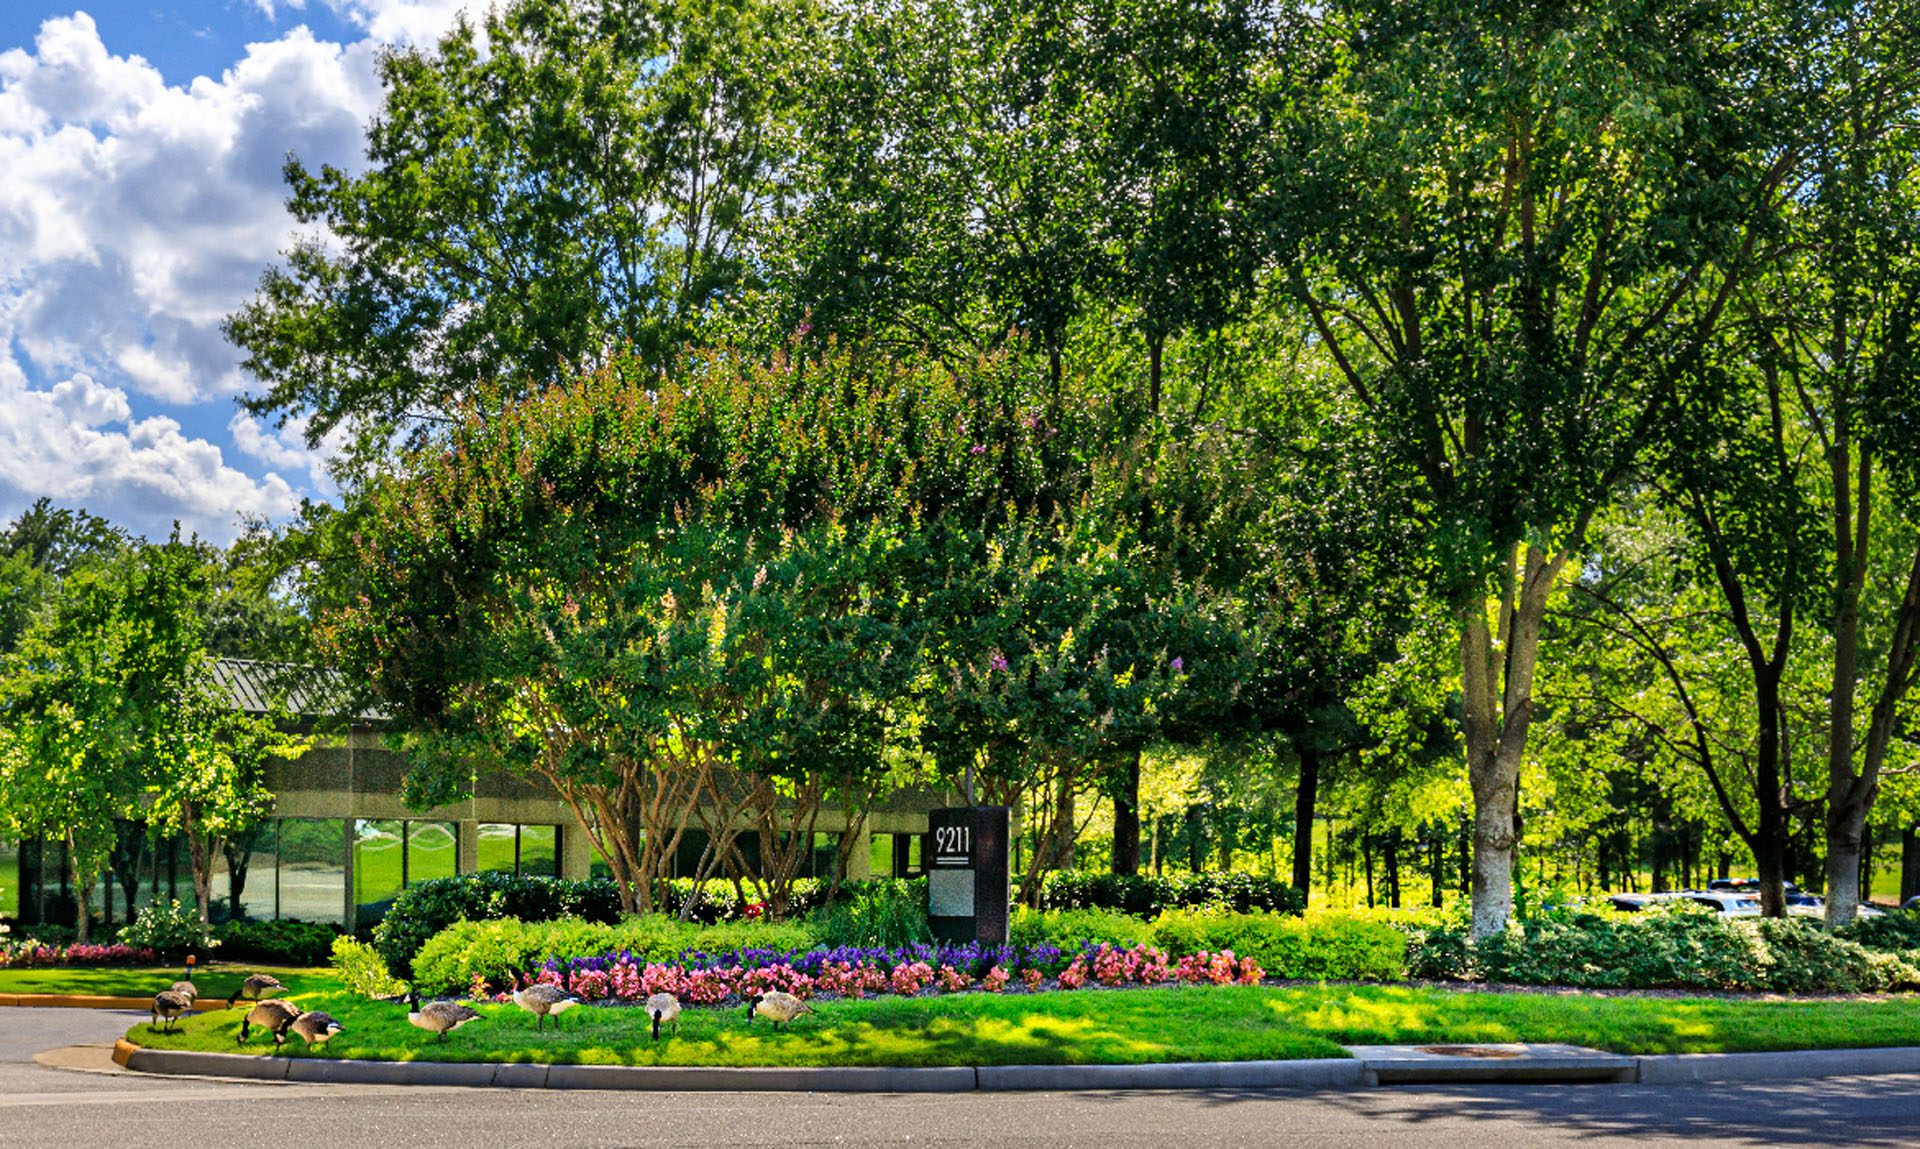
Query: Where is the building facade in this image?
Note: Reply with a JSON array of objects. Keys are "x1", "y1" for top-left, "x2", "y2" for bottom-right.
[{"x1": 6, "y1": 659, "x2": 948, "y2": 934}]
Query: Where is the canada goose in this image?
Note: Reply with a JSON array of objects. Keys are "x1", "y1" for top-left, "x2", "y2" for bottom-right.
[
  {"x1": 745, "y1": 990, "x2": 812, "y2": 1031},
  {"x1": 227, "y1": 972, "x2": 288, "y2": 1008},
  {"x1": 645, "y1": 992, "x2": 680, "y2": 1041},
  {"x1": 169, "y1": 957, "x2": 198, "y2": 1002},
  {"x1": 238, "y1": 999, "x2": 303, "y2": 1047},
  {"x1": 150, "y1": 988, "x2": 193, "y2": 1032},
  {"x1": 290, "y1": 1010, "x2": 343, "y2": 1047},
  {"x1": 406, "y1": 990, "x2": 482, "y2": 1042},
  {"x1": 512, "y1": 983, "x2": 580, "y2": 1031}
]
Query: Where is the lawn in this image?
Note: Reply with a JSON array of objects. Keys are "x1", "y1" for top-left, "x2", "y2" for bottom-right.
[
  {"x1": 117, "y1": 982, "x2": 1920, "y2": 1067},
  {"x1": 0, "y1": 963, "x2": 333, "y2": 1000}
]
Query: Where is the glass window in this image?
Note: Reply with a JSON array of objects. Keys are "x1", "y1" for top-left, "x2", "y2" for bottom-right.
[
  {"x1": 519, "y1": 825, "x2": 558, "y2": 878},
  {"x1": 407, "y1": 821, "x2": 458, "y2": 885},
  {"x1": 277, "y1": 819, "x2": 346, "y2": 927},
  {"x1": 229, "y1": 822, "x2": 279, "y2": 922},
  {"x1": 477, "y1": 822, "x2": 518, "y2": 875},
  {"x1": 811, "y1": 832, "x2": 841, "y2": 880},
  {"x1": 354, "y1": 820, "x2": 404, "y2": 928},
  {"x1": 0, "y1": 837, "x2": 17, "y2": 919}
]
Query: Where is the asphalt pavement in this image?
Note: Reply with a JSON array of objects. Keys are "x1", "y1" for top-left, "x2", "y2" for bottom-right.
[{"x1": 1, "y1": 1008, "x2": 1916, "y2": 1148}]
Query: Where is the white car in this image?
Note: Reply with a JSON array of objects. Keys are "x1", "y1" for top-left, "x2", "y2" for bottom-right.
[{"x1": 1682, "y1": 891, "x2": 1761, "y2": 916}]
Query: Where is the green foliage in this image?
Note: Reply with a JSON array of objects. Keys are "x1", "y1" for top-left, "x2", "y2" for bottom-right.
[
  {"x1": 215, "y1": 919, "x2": 341, "y2": 967},
  {"x1": 228, "y1": 0, "x2": 812, "y2": 451},
  {"x1": 1150, "y1": 910, "x2": 1405, "y2": 981},
  {"x1": 1837, "y1": 913, "x2": 1920, "y2": 955},
  {"x1": 1039, "y1": 871, "x2": 1303, "y2": 918},
  {"x1": 811, "y1": 879, "x2": 931, "y2": 947},
  {"x1": 371, "y1": 872, "x2": 623, "y2": 980},
  {"x1": 1008, "y1": 906, "x2": 1153, "y2": 953},
  {"x1": 115, "y1": 901, "x2": 208, "y2": 955},
  {"x1": 409, "y1": 914, "x2": 824, "y2": 994},
  {"x1": 331, "y1": 936, "x2": 407, "y2": 999},
  {"x1": 1405, "y1": 908, "x2": 1920, "y2": 994}
]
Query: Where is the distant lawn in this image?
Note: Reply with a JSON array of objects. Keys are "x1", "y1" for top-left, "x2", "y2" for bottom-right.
[
  {"x1": 119, "y1": 983, "x2": 1920, "y2": 1067},
  {"x1": 0, "y1": 963, "x2": 333, "y2": 1001}
]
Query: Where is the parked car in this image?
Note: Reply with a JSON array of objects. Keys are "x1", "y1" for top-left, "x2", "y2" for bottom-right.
[{"x1": 1683, "y1": 891, "x2": 1761, "y2": 916}]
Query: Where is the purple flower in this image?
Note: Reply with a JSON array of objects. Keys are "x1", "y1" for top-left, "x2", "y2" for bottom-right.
[
  {"x1": 793, "y1": 321, "x2": 813, "y2": 338},
  {"x1": 970, "y1": 444, "x2": 987, "y2": 455},
  {"x1": 1170, "y1": 656, "x2": 1185, "y2": 672},
  {"x1": 990, "y1": 653, "x2": 1010, "y2": 672}
]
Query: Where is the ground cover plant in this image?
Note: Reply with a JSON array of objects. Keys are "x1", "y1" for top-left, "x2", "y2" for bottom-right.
[
  {"x1": 0, "y1": 962, "x2": 330, "y2": 998},
  {"x1": 122, "y1": 983, "x2": 1920, "y2": 1065},
  {"x1": 1405, "y1": 907, "x2": 1920, "y2": 993}
]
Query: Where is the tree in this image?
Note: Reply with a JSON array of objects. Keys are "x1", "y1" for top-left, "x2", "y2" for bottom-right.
[
  {"x1": 1267, "y1": 0, "x2": 1802, "y2": 934},
  {"x1": 228, "y1": 0, "x2": 810, "y2": 453}
]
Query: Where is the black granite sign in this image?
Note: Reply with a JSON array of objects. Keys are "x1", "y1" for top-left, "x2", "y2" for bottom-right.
[{"x1": 926, "y1": 805, "x2": 1010, "y2": 945}]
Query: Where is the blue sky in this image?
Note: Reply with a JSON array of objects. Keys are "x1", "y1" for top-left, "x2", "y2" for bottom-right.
[{"x1": 1, "y1": 0, "x2": 464, "y2": 542}]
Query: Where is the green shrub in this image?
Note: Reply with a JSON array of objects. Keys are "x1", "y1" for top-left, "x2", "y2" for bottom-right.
[
  {"x1": 372, "y1": 872, "x2": 623, "y2": 979},
  {"x1": 1403, "y1": 906, "x2": 1920, "y2": 993},
  {"x1": 215, "y1": 918, "x2": 340, "y2": 966},
  {"x1": 1009, "y1": 906, "x2": 1153, "y2": 951},
  {"x1": 407, "y1": 914, "x2": 829, "y2": 995},
  {"x1": 1039, "y1": 871, "x2": 1303, "y2": 919},
  {"x1": 332, "y1": 935, "x2": 406, "y2": 998},
  {"x1": 812, "y1": 878, "x2": 930, "y2": 947},
  {"x1": 117, "y1": 900, "x2": 208, "y2": 954},
  {"x1": 1837, "y1": 912, "x2": 1920, "y2": 955},
  {"x1": 1151, "y1": 910, "x2": 1405, "y2": 980}
]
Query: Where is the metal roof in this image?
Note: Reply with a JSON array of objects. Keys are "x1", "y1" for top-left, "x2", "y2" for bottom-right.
[{"x1": 205, "y1": 658, "x2": 366, "y2": 719}]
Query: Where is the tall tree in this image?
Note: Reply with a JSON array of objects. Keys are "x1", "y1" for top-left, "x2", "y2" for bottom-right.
[
  {"x1": 1268, "y1": 0, "x2": 1801, "y2": 934},
  {"x1": 228, "y1": 0, "x2": 810, "y2": 453}
]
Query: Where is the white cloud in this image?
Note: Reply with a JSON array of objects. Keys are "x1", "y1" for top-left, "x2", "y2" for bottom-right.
[
  {"x1": 0, "y1": 12, "x2": 395, "y2": 539},
  {"x1": 321, "y1": 0, "x2": 473, "y2": 48},
  {"x1": 0, "y1": 367, "x2": 300, "y2": 543},
  {"x1": 48, "y1": 372, "x2": 131, "y2": 425},
  {"x1": 0, "y1": 15, "x2": 384, "y2": 406}
]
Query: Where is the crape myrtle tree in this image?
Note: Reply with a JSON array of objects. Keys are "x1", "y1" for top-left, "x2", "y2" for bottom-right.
[
  {"x1": 321, "y1": 339, "x2": 1142, "y2": 915},
  {"x1": 1266, "y1": 0, "x2": 1804, "y2": 935},
  {"x1": 227, "y1": 0, "x2": 812, "y2": 455}
]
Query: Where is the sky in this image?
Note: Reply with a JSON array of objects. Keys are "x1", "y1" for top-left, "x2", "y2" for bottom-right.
[{"x1": 0, "y1": 0, "x2": 472, "y2": 543}]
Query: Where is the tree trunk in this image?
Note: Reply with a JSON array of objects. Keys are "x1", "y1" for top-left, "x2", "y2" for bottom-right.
[
  {"x1": 1112, "y1": 750, "x2": 1141, "y2": 875},
  {"x1": 1901, "y1": 824, "x2": 1920, "y2": 905},
  {"x1": 1186, "y1": 806, "x2": 1204, "y2": 872},
  {"x1": 1831, "y1": 542, "x2": 1920, "y2": 923},
  {"x1": 1385, "y1": 831, "x2": 1401, "y2": 909},
  {"x1": 1362, "y1": 834, "x2": 1375, "y2": 909},
  {"x1": 185, "y1": 824, "x2": 214, "y2": 927},
  {"x1": 1291, "y1": 747, "x2": 1319, "y2": 902},
  {"x1": 1459, "y1": 545, "x2": 1561, "y2": 938}
]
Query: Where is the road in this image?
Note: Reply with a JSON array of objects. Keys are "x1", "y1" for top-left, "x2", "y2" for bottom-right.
[{"x1": 0, "y1": 1008, "x2": 1912, "y2": 1147}]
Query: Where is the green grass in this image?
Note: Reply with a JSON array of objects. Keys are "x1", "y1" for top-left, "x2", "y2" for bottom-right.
[
  {"x1": 127, "y1": 986, "x2": 1348, "y2": 1067},
  {"x1": 0, "y1": 963, "x2": 333, "y2": 1000},
  {"x1": 118, "y1": 981, "x2": 1920, "y2": 1066}
]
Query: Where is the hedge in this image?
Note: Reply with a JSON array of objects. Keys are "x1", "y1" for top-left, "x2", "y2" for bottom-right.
[
  {"x1": 1039, "y1": 871, "x2": 1303, "y2": 918},
  {"x1": 372, "y1": 873, "x2": 624, "y2": 979},
  {"x1": 215, "y1": 918, "x2": 341, "y2": 966},
  {"x1": 1405, "y1": 907, "x2": 1920, "y2": 994}
]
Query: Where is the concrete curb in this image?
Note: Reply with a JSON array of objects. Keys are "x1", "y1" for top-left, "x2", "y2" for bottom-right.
[
  {"x1": 1, "y1": 993, "x2": 227, "y2": 1012},
  {"x1": 1635, "y1": 1046, "x2": 1920, "y2": 1084},
  {"x1": 977, "y1": 1059, "x2": 1365, "y2": 1091},
  {"x1": 110, "y1": 1043, "x2": 1361, "y2": 1092}
]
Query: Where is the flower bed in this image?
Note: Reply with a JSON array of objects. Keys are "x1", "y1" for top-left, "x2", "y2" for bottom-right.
[
  {"x1": 0, "y1": 940, "x2": 158, "y2": 968},
  {"x1": 480, "y1": 940, "x2": 1265, "y2": 1005}
]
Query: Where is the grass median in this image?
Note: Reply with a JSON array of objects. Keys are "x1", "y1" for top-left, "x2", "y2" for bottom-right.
[
  {"x1": 116, "y1": 981, "x2": 1920, "y2": 1067},
  {"x1": 0, "y1": 964, "x2": 332, "y2": 1000}
]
